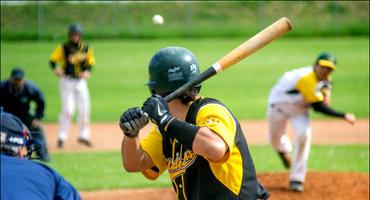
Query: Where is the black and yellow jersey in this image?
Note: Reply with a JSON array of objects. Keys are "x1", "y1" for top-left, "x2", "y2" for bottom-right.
[
  {"x1": 140, "y1": 97, "x2": 267, "y2": 200},
  {"x1": 49, "y1": 42, "x2": 95, "y2": 78}
]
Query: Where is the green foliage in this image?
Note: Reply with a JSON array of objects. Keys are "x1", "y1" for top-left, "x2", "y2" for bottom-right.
[
  {"x1": 1, "y1": 1, "x2": 369, "y2": 40},
  {"x1": 0, "y1": 37, "x2": 368, "y2": 121},
  {"x1": 46, "y1": 145, "x2": 369, "y2": 190}
]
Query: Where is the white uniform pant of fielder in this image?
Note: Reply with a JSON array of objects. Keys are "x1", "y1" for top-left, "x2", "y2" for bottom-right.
[
  {"x1": 268, "y1": 103, "x2": 312, "y2": 182},
  {"x1": 58, "y1": 77, "x2": 90, "y2": 141}
]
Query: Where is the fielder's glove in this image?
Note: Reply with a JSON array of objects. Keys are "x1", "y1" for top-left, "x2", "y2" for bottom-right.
[
  {"x1": 142, "y1": 95, "x2": 174, "y2": 133},
  {"x1": 119, "y1": 107, "x2": 149, "y2": 138}
]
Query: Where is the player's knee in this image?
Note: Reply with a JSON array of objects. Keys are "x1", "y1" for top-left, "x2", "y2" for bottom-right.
[
  {"x1": 297, "y1": 128, "x2": 312, "y2": 142},
  {"x1": 61, "y1": 109, "x2": 73, "y2": 118}
]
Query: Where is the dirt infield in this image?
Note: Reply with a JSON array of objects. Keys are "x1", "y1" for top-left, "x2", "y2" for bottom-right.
[
  {"x1": 44, "y1": 119, "x2": 369, "y2": 152},
  {"x1": 43, "y1": 120, "x2": 368, "y2": 199},
  {"x1": 80, "y1": 172, "x2": 369, "y2": 200}
]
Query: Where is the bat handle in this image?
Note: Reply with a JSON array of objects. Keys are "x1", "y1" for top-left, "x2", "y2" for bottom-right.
[{"x1": 164, "y1": 67, "x2": 217, "y2": 102}]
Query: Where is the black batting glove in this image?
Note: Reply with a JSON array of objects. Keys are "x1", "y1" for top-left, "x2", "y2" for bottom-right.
[
  {"x1": 142, "y1": 95, "x2": 174, "y2": 133},
  {"x1": 119, "y1": 107, "x2": 149, "y2": 138}
]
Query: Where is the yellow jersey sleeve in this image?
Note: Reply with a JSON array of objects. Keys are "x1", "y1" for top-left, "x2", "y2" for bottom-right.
[
  {"x1": 140, "y1": 127, "x2": 167, "y2": 180},
  {"x1": 295, "y1": 72, "x2": 324, "y2": 103},
  {"x1": 86, "y1": 48, "x2": 96, "y2": 66},
  {"x1": 195, "y1": 103, "x2": 236, "y2": 163},
  {"x1": 49, "y1": 45, "x2": 64, "y2": 64}
]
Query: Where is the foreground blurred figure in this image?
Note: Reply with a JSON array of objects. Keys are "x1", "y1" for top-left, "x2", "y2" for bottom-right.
[
  {"x1": 0, "y1": 111, "x2": 81, "y2": 200},
  {"x1": 49, "y1": 24, "x2": 95, "y2": 148},
  {"x1": 267, "y1": 52, "x2": 356, "y2": 192},
  {"x1": 0, "y1": 67, "x2": 50, "y2": 161}
]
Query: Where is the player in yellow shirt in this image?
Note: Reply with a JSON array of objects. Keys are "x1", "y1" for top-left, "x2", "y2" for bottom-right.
[
  {"x1": 49, "y1": 24, "x2": 95, "y2": 148},
  {"x1": 267, "y1": 52, "x2": 356, "y2": 192},
  {"x1": 119, "y1": 47, "x2": 269, "y2": 200}
]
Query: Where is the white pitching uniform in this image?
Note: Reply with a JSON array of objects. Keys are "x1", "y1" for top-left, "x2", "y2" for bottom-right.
[
  {"x1": 50, "y1": 42, "x2": 95, "y2": 143},
  {"x1": 267, "y1": 66, "x2": 328, "y2": 182}
]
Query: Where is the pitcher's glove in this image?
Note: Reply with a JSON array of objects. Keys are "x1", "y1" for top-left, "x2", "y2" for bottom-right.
[
  {"x1": 142, "y1": 95, "x2": 174, "y2": 134},
  {"x1": 119, "y1": 107, "x2": 149, "y2": 138}
]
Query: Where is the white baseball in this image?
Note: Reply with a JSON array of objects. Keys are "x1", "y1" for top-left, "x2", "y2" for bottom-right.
[{"x1": 152, "y1": 14, "x2": 164, "y2": 25}]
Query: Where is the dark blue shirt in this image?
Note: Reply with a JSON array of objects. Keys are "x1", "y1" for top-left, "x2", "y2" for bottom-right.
[
  {"x1": 0, "y1": 155, "x2": 81, "y2": 200},
  {"x1": 0, "y1": 80, "x2": 45, "y2": 123}
]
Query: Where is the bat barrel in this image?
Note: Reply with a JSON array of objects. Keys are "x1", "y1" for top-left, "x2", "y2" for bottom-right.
[
  {"x1": 164, "y1": 17, "x2": 292, "y2": 102},
  {"x1": 217, "y1": 17, "x2": 292, "y2": 71}
]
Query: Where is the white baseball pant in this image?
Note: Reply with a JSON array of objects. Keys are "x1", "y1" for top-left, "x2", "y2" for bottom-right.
[
  {"x1": 267, "y1": 103, "x2": 312, "y2": 182},
  {"x1": 58, "y1": 77, "x2": 90, "y2": 141}
]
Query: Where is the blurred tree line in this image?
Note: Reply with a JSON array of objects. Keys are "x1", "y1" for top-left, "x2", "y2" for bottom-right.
[{"x1": 1, "y1": 1, "x2": 369, "y2": 41}]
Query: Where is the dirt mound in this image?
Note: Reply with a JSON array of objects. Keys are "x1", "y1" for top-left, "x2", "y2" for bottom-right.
[
  {"x1": 80, "y1": 172, "x2": 369, "y2": 200},
  {"x1": 258, "y1": 172, "x2": 369, "y2": 200}
]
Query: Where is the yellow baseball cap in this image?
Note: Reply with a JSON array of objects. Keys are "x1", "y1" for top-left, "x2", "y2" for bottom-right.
[{"x1": 316, "y1": 52, "x2": 337, "y2": 70}]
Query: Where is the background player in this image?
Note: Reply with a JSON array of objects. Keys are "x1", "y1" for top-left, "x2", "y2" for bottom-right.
[
  {"x1": 0, "y1": 111, "x2": 81, "y2": 200},
  {"x1": 49, "y1": 24, "x2": 95, "y2": 148},
  {"x1": 0, "y1": 67, "x2": 50, "y2": 161},
  {"x1": 119, "y1": 47, "x2": 269, "y2": 199},
  {"x1": 267, "y1": 52, "x2": 356, "y2": 192}
]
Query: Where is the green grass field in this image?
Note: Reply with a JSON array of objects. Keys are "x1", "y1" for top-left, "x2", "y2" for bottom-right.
[
  {"x1": 1, "y1": 37, "x2": 368, "y2": 192},
  {"x1": 1, "y1": 37, "x2": 368, "y2": 121},
  {"x1": 46, "y1": 145, "x2": 369, "y2": 191}
]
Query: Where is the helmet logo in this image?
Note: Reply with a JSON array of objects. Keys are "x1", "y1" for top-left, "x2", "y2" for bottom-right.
[
  {"x1": 168, "y1": 67, "x2": 184, "y2": 81},
  {"x1": 8, "y1": 136, "x2": 24, "y2": 145},
  {"x1": 190, "y1": 63, "x2": 198, "y2": 74}
]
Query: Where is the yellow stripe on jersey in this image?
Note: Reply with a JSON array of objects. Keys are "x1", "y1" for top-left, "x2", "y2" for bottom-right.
[
  {"x1": 140, "y1": 127, "x2": 166, "y2": 180},
  {"x1": 50, "y1": 45, "x2": 65, "y2": 66},
  {"x1": 86, "y1": 48, "x2": 96, "y2": 66},
  {"x1": 196, "y1": 103, "x2": 243, "y2": 195},
  {"x1": 295, "y1": 71, "x2": 324, "y2": 103},
  {"x1": 196, "y1": 103, "x2": 236, "y2": 162},
  {"x1": 181, "y1": 175, "x2": 188, "y2": 200}
]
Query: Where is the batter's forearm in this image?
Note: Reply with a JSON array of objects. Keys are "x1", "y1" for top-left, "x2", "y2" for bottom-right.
[
  {"x1": 121, "y1": 137, "x2": 152, "y2": 172},
  {"x1": 192, "y1": 127, "x2": 228, "y2": 162}
]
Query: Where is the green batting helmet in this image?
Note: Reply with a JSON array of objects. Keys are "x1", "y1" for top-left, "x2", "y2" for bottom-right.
[{"x1": 147, "y1": 47, "x2": 200, "y2": 94}]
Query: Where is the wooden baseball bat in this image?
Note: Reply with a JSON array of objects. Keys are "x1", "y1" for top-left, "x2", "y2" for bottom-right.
[{"x1": 164, "y1": 17, "x2": 292, "y2": 102}]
